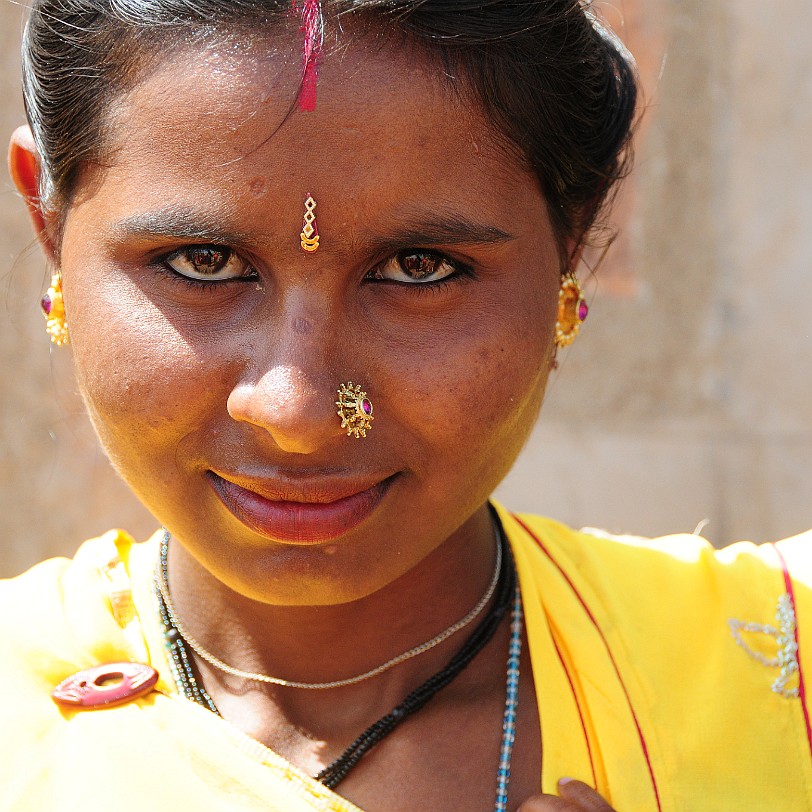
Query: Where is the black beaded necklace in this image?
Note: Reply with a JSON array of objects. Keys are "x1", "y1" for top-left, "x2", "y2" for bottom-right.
[{"x1": 155, "y1": 529, "x2": 515, "y2": 789}]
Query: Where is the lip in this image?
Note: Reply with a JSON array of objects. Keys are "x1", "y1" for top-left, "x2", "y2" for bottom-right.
[{"x1": 208, "y1": 471, "x2": 394, "y2": 544}]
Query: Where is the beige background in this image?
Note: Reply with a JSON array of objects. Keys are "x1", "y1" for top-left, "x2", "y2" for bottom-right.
[{"x1": 2, "y1": 1, "x2": 810, "y2": 578}]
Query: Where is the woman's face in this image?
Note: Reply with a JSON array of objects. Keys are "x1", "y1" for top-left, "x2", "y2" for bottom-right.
[{"x1": 42, "y1": 35, "x2": 562, "y2": 604}]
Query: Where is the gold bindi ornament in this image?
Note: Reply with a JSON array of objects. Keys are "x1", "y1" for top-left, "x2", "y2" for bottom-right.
[
  {"x1": 300, "y1": 193, "x2": 320, "y2": 252},
  {"x1": 336, "y1": 382, "x2": 374, "y2": 438},
  {"x1": 554, "y1": 270, "x2": 588, "y2": 348},
  {"x1": 40, "y1": 272, "x2": 69, "y2": 346}
]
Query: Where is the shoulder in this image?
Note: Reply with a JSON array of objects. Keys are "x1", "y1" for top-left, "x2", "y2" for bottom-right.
[
  {"x1": 503, "y1": 507, "x2": 810, "y2": 610},
  {"x1": 499, "y1": 508, "x2": 812, "y2": 804},
  {"x1": 0, "y1": 529, "x2": 153, "y2": 693},
  {"x1": 498, "y1": 505, "x2": 810, "y2": 694},
  {"x1": 501, "y1": 506, "x2": 811, "y2": 701},
  {"x1": 0, "y1": 529, "x2": 160, "y2": 774}
]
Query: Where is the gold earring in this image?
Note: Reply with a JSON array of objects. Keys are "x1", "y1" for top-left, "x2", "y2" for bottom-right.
[
  {"x1": 554, "y1": 271, "x2": 588, "y2": 348},
  {"x1": 336, "y1": 382, "x2": 374, "y2": 438},
  {"x1": 41, "y1": 272, "x2": 69, "y2": 346},
  {"x1": 300, "y1": 194, "x2": 320, "y2": 252}
]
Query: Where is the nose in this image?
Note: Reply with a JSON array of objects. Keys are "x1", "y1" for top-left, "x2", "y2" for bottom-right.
[{"x1": 227, "y1": 364, "x2": 344, "y2": 454}]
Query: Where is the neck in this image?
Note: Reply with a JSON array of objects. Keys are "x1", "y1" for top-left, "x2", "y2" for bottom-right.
[{"x1": 164, "y1": 504, "x2": 500, "y2": 718}]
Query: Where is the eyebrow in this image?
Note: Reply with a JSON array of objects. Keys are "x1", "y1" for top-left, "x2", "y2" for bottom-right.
[
  {"x1": 370, "y1": 210, "x2": 515, "y2": 250},
  {"x1": 108, "y1": 205, "x2": 515, "y2": 251},
  {"x1": 109, "y1": 207, "x2": 263, "y2": 249}
]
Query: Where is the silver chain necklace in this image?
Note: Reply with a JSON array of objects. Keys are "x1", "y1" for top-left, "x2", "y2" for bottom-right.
[{"x1": 155, "y1": 529, "x2": 501, "y2": 690}]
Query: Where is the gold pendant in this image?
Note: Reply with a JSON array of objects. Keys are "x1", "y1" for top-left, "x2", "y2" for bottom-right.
[{"x1": 300, "y1": 194, "x2": 320, "y2": 253}]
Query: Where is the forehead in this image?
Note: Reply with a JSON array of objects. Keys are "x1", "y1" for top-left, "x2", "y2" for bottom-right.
[{"x1": 68, "y1": 33, "x2": 546, "y2": 247}]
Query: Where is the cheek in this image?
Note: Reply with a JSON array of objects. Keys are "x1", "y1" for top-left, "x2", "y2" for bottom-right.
[
  {"x1": 64, "y1": 272, "x2": 226, "y2": 471},
  {"x1": 380, "y1": 289, "x2": 555, "y2": 478}
]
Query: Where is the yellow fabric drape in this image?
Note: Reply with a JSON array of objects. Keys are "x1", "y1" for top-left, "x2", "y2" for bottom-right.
[
  {"x1": 497, "y1": 508, "x2": 812, "y2": 810},
  {"x1": 0, "y1": 508, "x2": 810, "y2": 810}
]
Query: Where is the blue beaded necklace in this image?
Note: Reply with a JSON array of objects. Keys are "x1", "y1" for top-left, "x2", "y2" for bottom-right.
[{"x1": 495, "y1": 582, "x2": 523, "y2": 812}]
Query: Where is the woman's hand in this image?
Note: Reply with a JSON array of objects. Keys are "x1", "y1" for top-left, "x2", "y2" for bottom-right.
[{"x1": 518, "y1": 778, "x2": 618, "y2": 811}]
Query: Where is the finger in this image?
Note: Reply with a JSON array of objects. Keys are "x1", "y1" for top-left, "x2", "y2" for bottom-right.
[
  {"x1": 557, "y1": 778, "x2": 616, "y2": 811},
  {"x1": 516, "y1": 794, "x2": 574, "y2": 811}
]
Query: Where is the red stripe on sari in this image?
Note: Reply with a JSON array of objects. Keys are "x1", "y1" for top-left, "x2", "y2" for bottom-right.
[
  {"x1": 772, "y1": 544, "x2": 812, "y2": 758},
  {"x1": 512, "y1": 515, "x2": 663, "y2": 812},
  {"x1": 548, "y1": 629, "x2": 598, "y2": 788}
]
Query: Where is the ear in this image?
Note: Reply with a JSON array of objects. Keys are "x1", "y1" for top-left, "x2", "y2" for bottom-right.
[
  {"x1": 565, "y1": 239, "x2": 587, "y2": 274},
  {"x1": 8, "y1": 125, "x2": 58, "y2": 263}
]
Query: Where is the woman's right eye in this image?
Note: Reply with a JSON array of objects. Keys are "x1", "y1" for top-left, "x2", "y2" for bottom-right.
[{"x1": 162, "y1": 245, "x2": 256, "y2": 282}]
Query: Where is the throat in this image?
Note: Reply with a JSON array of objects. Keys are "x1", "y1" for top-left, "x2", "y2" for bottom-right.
[{"x1": 154, "y1": 516, "x2": 504, "y2": 691}]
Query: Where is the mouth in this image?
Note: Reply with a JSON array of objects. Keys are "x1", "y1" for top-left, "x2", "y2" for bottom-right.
[{"x1": 207, "y1": 471, "x2": 395, "y2": 544}]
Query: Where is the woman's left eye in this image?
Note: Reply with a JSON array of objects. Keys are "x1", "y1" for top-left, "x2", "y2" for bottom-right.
[
  {"x1": 368, "y1": 250, "x2": 462, "y2": 284},
  {"x1": 161, "y1": 245, "x2": 256, "y2": 282}
]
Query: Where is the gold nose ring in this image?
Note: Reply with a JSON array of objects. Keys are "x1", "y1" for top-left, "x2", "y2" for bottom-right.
[{"x1": 336, "y1": 382, "x2": 374, "y2": 438}]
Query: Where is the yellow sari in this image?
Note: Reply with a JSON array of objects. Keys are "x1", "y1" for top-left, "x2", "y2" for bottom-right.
[{"x1": 1, "y1": 504, "x2": 809, "y2": 810}]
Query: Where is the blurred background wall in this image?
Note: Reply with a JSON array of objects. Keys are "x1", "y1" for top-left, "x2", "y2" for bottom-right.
[{"x1": 2, "y1": 0, "x2": 811, "y2": 577}]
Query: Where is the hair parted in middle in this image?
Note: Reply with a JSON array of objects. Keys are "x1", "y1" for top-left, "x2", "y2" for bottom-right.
[{"x1": 21, "y1": 0, "x2": 637, "y2": 254}]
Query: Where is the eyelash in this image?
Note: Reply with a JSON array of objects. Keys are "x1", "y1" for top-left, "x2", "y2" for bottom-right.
[
  {"x1": 368, "y1": 250, "x2": 476, "y2": 292},
  {"x1": 372, "y1": 271, "x2": 475, "y2": 298},
  {"x1": 149, "y1": 245, "x2": 258, "y2": 292},
  {"x1": 150, "y1": 245, "x2": 476, "y2": 293},
  {"x1": 152, "y1": 265, "x2": 231, "y2": 293}
]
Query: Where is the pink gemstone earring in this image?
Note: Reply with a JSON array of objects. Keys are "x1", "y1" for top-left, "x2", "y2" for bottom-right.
[
  {"x1": 336, "y1": 382, "x2": 374, "y2": 438},
  {"x1": 554, "y1": 271, "x2": 588, "y2": 348},
  {"x1": 40, "y1": 272, "x2": 69, "y2": 346}
]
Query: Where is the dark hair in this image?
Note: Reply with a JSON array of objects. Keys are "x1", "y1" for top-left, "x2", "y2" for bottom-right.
[{"x1": 21, "y1": 0, "x2": 637, "y2": 251}]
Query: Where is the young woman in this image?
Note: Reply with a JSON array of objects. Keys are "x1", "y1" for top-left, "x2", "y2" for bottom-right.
[{"x1": 2, "y1": 1, "x2": 809, "y2": 810}]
